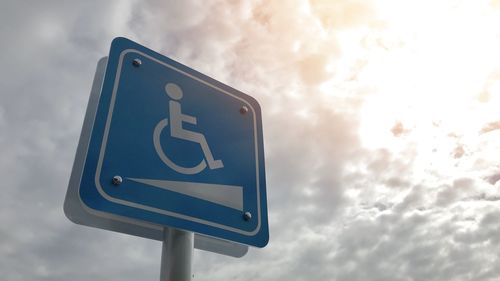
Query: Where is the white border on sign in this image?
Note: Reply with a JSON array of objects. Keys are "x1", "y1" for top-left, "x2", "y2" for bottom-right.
[
  {"x1": 93, "y1": 49, "x2": 262, "y2": 236},
  {"x1": 65, "y1": 57, "x2": 248, "y2": 257}
]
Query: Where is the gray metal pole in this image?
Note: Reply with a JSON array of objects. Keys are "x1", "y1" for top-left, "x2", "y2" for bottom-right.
[{"x1": 160, "y1": 228, "x2": 194, "y2": 281}]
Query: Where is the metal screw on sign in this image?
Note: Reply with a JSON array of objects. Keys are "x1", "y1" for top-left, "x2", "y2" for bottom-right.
[
  {"x1": 112, "y1": 175, "x2": 123, "y2": 186},
  {"x1": 132, "y1": 58, "x2": 142, "y2": 67},
  {"x1": 240, "y1": 106, "x2": 248, "y2": 114},
  {"x1": 243, "y1": 211, "x2": 252, "y2": 221}
]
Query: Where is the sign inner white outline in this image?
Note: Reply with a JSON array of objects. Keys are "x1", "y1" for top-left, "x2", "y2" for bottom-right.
[{"x1": 93, "y1": 49, "x2": 263, "y2": 236}]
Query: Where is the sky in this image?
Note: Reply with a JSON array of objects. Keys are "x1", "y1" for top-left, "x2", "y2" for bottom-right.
[{"x1": 1, "y1": 0, "x2": 500, "y2": 280}]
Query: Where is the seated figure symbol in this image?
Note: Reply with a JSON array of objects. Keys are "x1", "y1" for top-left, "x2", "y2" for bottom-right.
[{"x1": 153, "y1": 83, "x2": 224, "y2": 175}]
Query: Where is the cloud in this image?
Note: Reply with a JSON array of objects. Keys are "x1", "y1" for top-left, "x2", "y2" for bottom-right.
[
  {"x1": 309, "y1": 0, "x2": 375, "y2": 29},
  {"x1": 486, "y1": 173, "x2": 500, "y2": 185},
  {"x1": 298, "y1": 54, "x2": 332, "y2": 85},
  {"x1": 435, "y1": 178, "x2": 473, "y2": 207},
  {"x1": 390, "y1": 121, "x2": 406, "y2": 137},
  {"x1": 480, "y1": 120, "x2": 500, "y2": 134}
]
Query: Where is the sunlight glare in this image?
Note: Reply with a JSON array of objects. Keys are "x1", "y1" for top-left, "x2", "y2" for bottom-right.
[{"x1": 357, "y1": 1, "x2": 500, "y2": 155}]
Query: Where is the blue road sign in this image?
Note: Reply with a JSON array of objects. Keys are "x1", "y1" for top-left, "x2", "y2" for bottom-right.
[
  {"x1": 65, "y1": 57, "x2": 249, "y2": 257},
  {"x1": 72, "y1": 37, "x2": 268, "y2": 247}
]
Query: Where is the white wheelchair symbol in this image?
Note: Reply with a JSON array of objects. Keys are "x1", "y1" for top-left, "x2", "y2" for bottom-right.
[{"x1": 153, "y1": 83, "x2": 224, "y2": 175}]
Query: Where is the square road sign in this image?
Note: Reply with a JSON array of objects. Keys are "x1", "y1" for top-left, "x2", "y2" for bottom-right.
[{"x1": 65, "y1": 37, "x2": 269, "y2": 247}]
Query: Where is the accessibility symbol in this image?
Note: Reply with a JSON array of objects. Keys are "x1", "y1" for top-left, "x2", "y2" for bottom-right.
[{"x1": 153, "y1": 83, "x2": 224, "y2": 175}]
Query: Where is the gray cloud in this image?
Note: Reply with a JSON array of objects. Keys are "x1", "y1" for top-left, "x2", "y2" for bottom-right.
[{"x1": 486, "y1": 173, "x2": 500, "y2": 185}]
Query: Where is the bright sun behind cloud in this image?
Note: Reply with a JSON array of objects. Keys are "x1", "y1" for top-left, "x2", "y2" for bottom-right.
[{"x1": 353, "y1": 0, "x2": 500, "y2": 169}]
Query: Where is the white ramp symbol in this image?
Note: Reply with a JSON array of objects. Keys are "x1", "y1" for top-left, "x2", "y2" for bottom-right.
[
  {"x1": 153, "y1": 83, "x2": 224, "y2": 175},
  {"x1": 129, "y1": 83, "x2": 243, "y2": 211}
]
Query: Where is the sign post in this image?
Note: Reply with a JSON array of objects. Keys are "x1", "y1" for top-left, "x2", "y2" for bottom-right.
[
  {"x1": 160, "y1": 228, "x2": 193, "y2": 281},
  {"x1": 64, "y1": 37, "x2": 269, "y2": 279}
]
